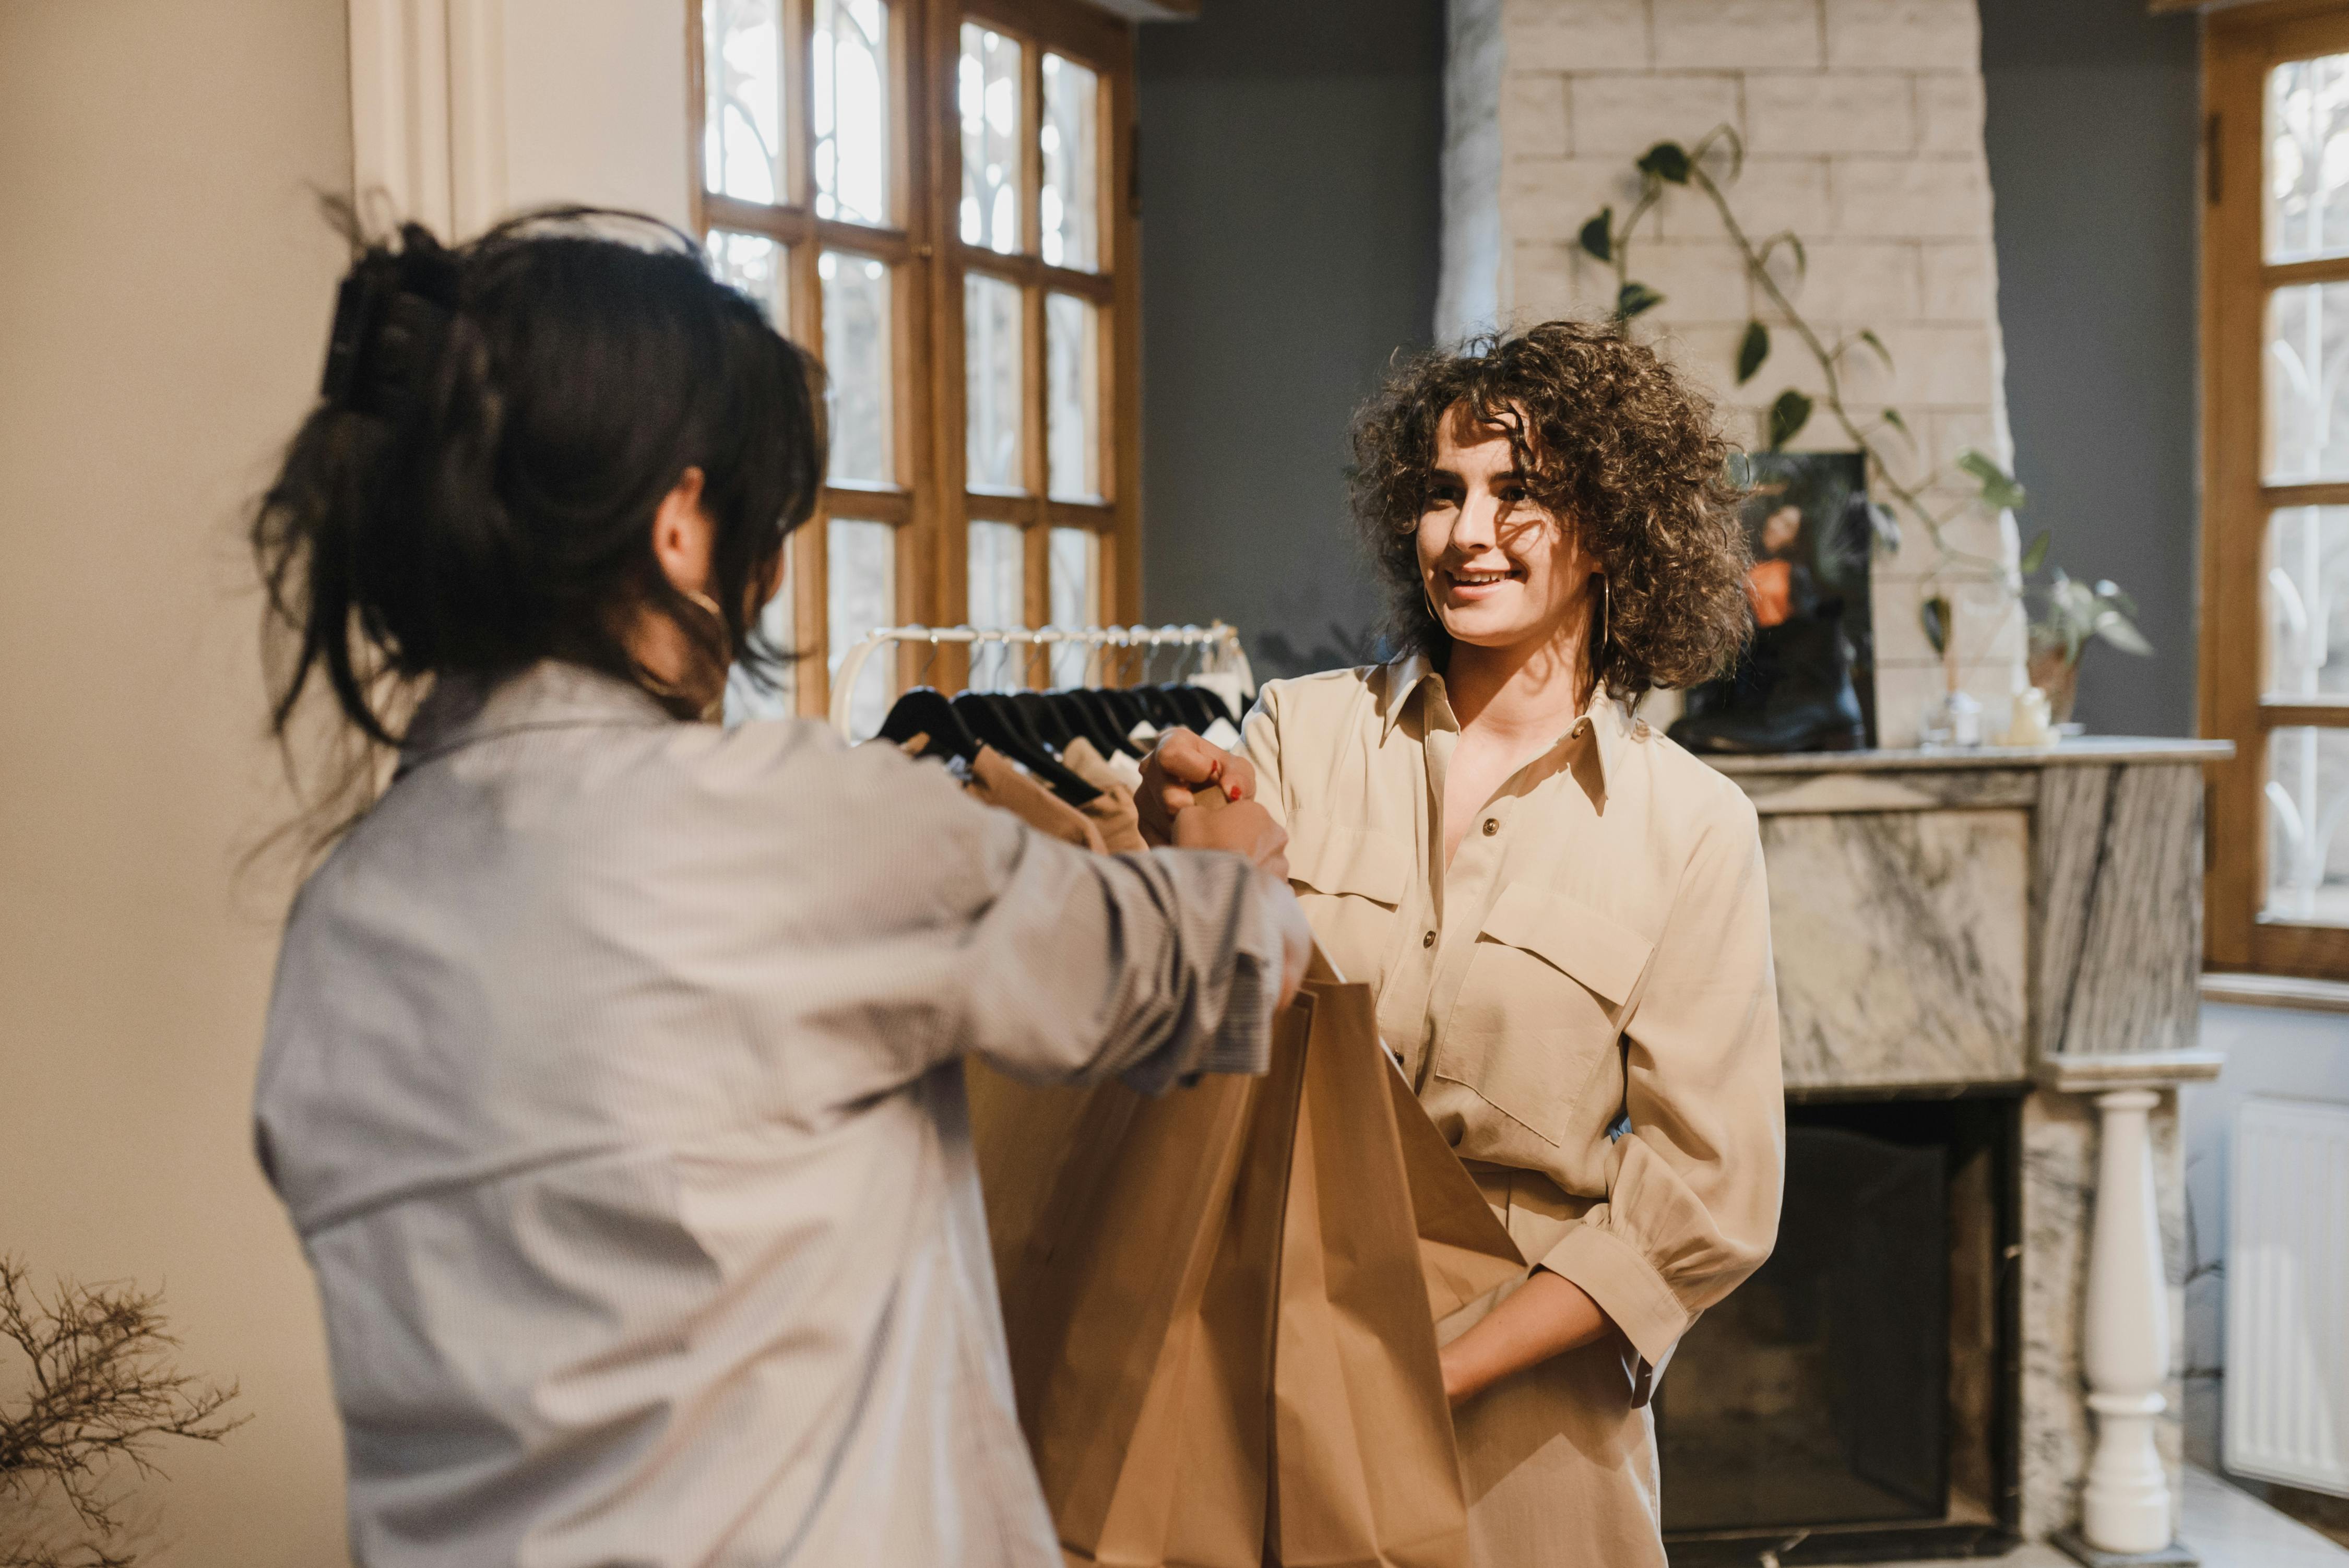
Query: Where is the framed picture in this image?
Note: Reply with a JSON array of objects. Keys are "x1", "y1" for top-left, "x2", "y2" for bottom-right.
[{"x1": 1669, "y1": 451, "x2": 1876, "y2": 754}]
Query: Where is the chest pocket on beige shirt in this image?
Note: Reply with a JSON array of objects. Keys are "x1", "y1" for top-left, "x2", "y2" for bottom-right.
[
  {"x1": 1440, "y1": 882, "x2": 1655, "y2": 1153},
  {"x1": 1285, "y1": 812, "x2": 1411, "y2": 990}
]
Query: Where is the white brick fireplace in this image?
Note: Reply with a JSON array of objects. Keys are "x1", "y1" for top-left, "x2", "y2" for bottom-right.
[{"x1": 1440, "y1": 0, "x2": 2025, "y2": 746}]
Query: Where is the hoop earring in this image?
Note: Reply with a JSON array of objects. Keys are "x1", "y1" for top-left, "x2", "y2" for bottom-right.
[
  {"x1": 684, "y1": 588, "x2": 723, "y2": 623},
  {"x1": 1591, "y1": 575, "x2": 1611, "y2": 698}
]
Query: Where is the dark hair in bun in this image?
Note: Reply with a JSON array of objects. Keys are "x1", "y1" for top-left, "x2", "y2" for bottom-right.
[{"x1": 254, "y1": 204, "x2": 825, "y2": 831}]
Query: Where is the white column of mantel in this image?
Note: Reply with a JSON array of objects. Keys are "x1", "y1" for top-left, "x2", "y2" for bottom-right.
[{"x1": 2079, "y1": 1086, "x2": 2174, "y2": 1555}]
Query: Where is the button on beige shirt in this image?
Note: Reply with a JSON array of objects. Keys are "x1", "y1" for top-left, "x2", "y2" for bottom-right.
[
  {"x1": 1243, "y1": 658, "x2": 1784, "y2": 1568},
  {"x1": 255, "y1": 662, "x2": 1284, "y2": 1568}
]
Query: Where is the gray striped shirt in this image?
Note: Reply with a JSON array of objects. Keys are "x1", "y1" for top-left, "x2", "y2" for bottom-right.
[{"x1": 255, "y1": 661, "x2": 1282, "y2": 1566}]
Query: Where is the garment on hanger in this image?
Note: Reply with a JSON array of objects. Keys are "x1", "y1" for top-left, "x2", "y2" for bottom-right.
[
  {"x1": 964, "y1": 745, "x2": 1105, "y2": 853},
  {"x1": 952, "y1": 693, "x2": 1101, "y2": 806},
  {"x1": 1061, "y1": 737, "x2": 1146, "y2": 853}
]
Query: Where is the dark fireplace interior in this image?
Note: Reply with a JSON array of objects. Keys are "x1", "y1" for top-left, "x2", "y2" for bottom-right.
[{"x1": 1657, "y1": 1091, "x2": 2021, "y2": 1565}]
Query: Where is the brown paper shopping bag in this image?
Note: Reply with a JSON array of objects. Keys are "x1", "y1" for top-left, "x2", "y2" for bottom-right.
[
  {"x1": 989, "y1": 1048, "x2": 1292, "y2": 1568},
  {"x1": 1265, "y1": 977, "x2": 1522, "y2": 1568},
  {"x1": 972, "y1": 961, "x2": 1522, "y2": 1568}
]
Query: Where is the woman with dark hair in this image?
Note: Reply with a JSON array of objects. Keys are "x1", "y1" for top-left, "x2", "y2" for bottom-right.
[
  {"x1": 1141, "y1": 319, "x2": 1785, "y2": 1565},
  {"x1": 249, "y1": 210, "x2": 1307, "y2": 1567}
]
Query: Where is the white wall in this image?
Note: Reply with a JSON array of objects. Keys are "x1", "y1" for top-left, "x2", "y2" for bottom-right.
[
  {"x1": 350, "y1": 0, "x2": 693, "y2": 239},
  {"x1": 497, "y1": 0, "x2": 692, "y2": 227},
  {"x1": 0, "y1": 2, "x2": 355, "y2": 1561},
  {"x1": 2181, "y1": 1002, "x2": 2349, "y2": 1475},
  {"x1": 1440, "y1": 0, "x2": 2025, "y2": 743}
]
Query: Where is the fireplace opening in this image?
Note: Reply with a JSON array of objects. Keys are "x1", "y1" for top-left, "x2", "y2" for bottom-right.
[{"x1": 1657, "y1": 1091, "x2": 2021, "y2": 1565}]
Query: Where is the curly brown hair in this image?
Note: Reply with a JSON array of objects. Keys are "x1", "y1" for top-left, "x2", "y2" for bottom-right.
[{"x1": 1347, "y1": 318, "x2": 1752, "y2": 703}]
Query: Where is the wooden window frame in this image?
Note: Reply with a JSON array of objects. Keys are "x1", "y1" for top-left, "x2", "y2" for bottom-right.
[
  {"x1": 2204, "y1": 0, "x2": 2349, "y2": 978},
  {"x1": 689, "y1": 0, "x2": 1140, "y2": 716}
]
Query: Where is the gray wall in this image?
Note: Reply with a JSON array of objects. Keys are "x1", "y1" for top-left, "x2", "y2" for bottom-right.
[
  {"x1": 1136, "y1": 2, "x2": 1445, "y2": 679},
  {"x1": 1980, "y1": 0, "x2": 2201, "y2": 737},
  {"x1": 1139, "y1": 2, "x2": 2203, "y2": 718}
]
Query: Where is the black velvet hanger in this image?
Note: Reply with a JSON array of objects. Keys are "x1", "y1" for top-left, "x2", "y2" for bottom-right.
[
  {"x1": 1132, "y1": 685, "x2": 1184, "y2": 730},
  {"x1": 1012, "y1": 690, "x2": 1077, "y2": 753},
  {"x1": 1038, "y1": 688, "x2": 1125, "y2": 760},
  {"x1": 952, "y1": 692, "x2": 1101, "y2": 806},
  {"x1": 982, "y1": 692, "x2": 1056, "y2": 760},
  {"x1": 1063, "y1": 688, "x2": 1144, "y2": 759},
  {"x1": 1097, "y1": 686, "x2": 1154, "y2": 742},
  {"x1": 1161, "y1": 684, "x2": 1225, "y2": 732},
  {"x1": 1187, "y1": 683, "x2": 1239, "y2": 728},
  {"x1": 880, "y1": 687, "x2": 979, "y2": 762}
]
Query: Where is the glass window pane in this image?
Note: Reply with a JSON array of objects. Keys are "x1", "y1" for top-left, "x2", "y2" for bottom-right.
[
  {"x1": 959, "y1": 23, "x2": 1022, "y2": 254},
  {"x1": 2264, "y1": 282, "x2": 2349, "y2": 483},
  {"x1": 1041, "y1": 55, "x2": 1099, "y2": 271},
  {"x1": 822, "y1": 252, "x2": 893, "y2": 484},
  {"x1": 969, "y1": 520, "x2": 1026, "y2": 690},
  {"x1": 2268, "y1": 506, "x2": 2349, "y2": 699},
  {"x1": 2265, "y1": 725, "x2": 2349, "y2": 925},
  {"x1": 725, "y1": 547, "x2": 795, "y2": 723},
  {"x1": 704, "y1": 0, "x2": 785, "y2": 205},
  {"x1": 814, "y1": 0, "x2": 889, "y2": 226},
  {"x1": 828, "y1": 519, "x2": 895, "y2": 739},
  {"x1": 707, "y1": 230, "x2": 788, "y2": 327},
  {"x1": 1047, "y1": 293, "x2": 1101, "y2": 502},
  {"x1": 965, "y1": 273, "x2": 1024, "y2": 492},
  {"x1": 2267, "y1": 54, "x2": 2349, "y2": 263},
  {"x1": 1048, "y1": 526, "x2": 1101, "y2": 688}
]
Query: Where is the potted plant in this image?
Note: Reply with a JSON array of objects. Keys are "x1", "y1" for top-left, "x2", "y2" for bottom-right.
[{"x1": 2020, "y1": 532, "x2": 2153, "y2": 726}]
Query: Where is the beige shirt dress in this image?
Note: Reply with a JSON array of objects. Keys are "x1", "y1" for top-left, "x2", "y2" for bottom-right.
[{"x1": 1243, "y1": 658, "x2": 1786, "y2": 1568}]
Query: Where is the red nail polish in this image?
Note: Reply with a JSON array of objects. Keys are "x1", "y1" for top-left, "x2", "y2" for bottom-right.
[{"x1": 1227, "y1": 783, "x2": 1243, "y2": 802}]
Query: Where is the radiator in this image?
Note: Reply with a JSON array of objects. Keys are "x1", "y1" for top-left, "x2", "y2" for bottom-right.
[{"x1": 2225, "y1": 1095, "x2": 2349, "y2": 1496}]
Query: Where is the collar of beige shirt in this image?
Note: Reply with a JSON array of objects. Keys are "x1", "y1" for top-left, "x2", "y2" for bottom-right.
[{"x1": 1378, "y1": 654, "x2": 1639, "y2": 801}]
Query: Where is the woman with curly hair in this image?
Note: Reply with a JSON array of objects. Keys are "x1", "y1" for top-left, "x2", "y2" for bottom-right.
[{"x1": 1140, "y1": 319, "x2": 1785, "y2": 1566}]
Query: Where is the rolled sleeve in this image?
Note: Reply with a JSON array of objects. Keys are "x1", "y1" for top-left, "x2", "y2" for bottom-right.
[
  {"x1": 1538, "y1": 796, "x2": 1785, "y2": 1373},
  {"x1": 954, "y1": 802, "x2": 1285, "y2": 1094}
]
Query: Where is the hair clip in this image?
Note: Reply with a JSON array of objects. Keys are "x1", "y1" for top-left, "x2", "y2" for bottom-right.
[{"x1": 318, "y1": 229, "x2": 462, "y2": 419}]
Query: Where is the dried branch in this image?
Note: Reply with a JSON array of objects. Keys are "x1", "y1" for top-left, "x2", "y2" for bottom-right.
[{"x1": 0, "y1": 1257, "x2": 246, "y2": 1568}]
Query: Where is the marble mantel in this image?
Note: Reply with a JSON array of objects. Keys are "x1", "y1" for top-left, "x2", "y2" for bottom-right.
[
  {"x1": 1709, "y1": 739, "x2": 2231, "y2": 1096},
  {"x1": 1702, "y1": 737, "x2": 2233, "y2": 1559}
]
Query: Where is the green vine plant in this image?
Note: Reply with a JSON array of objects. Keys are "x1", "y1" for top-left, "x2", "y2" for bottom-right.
[{"x1": 1577, "y1": 125, "x2": 2027, "y2": 658}]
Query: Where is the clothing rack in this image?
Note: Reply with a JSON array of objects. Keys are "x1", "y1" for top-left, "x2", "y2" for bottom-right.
[{"x1": 829, "y1": 621, "x2": 1251, "y2": 738}]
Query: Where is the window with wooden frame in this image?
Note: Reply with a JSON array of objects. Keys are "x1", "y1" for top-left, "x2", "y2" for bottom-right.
[
  {"x1": 2205, "y1": 0, "x2": 2349, "y2": 978},
  {"x1": 691, "y1": 0, "x2": 1139, "y2": 735}
]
